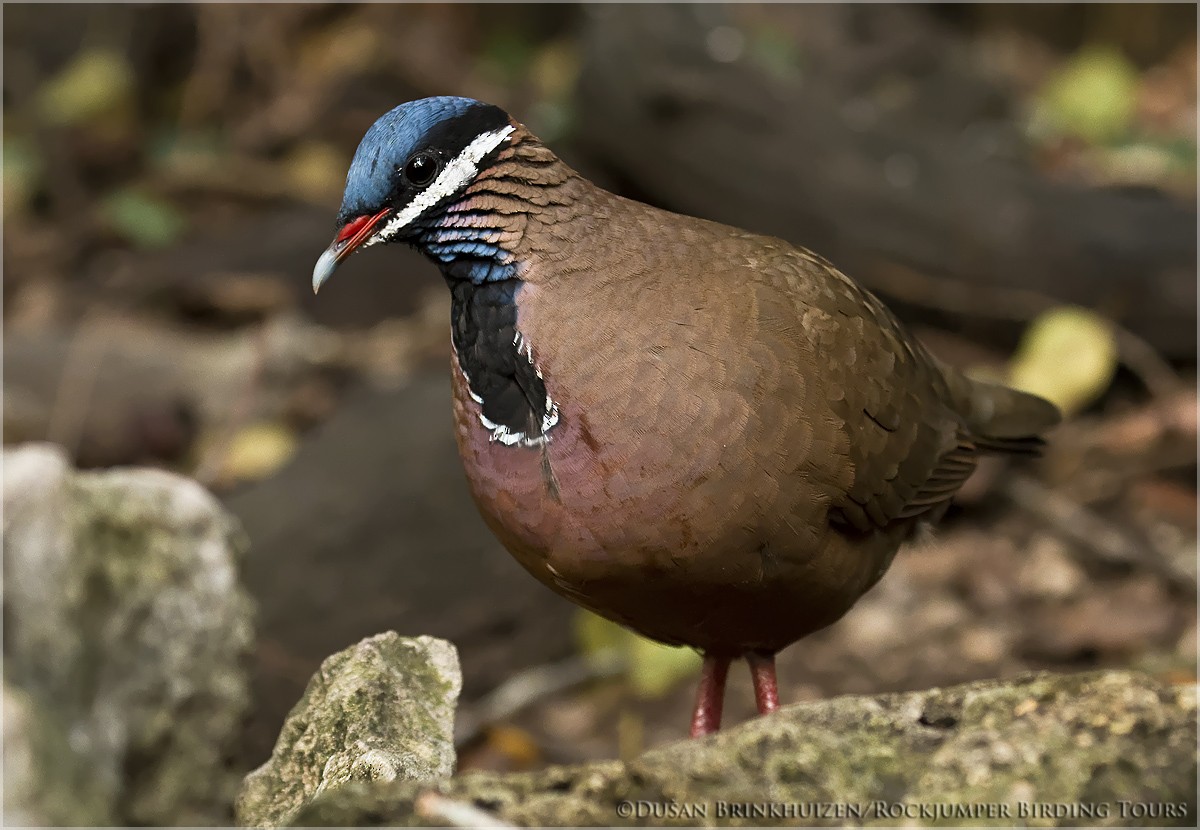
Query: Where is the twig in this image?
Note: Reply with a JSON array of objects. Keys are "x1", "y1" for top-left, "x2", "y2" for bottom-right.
[
  {"x1": 1109, "y1": 327, "x2": 1189, "y2": 402},
  {"x1": 1086, "y1": 388, "x2": 1197, "y2": 459},
  {"x1": 46, "y1": 308, "x2": 110, "y2": 459},
  {"x1": 454, "y1": 650, "x2": 626, "y2": 748},
  {"x1": 872, "y1": 262, "x2": 1185, "y2": 399},
  {"x1": 177, "y1": 5, "x2": 242, "y2": 128},
  {"x1": 1002, "y1": 472, "x2": 1196, "y2": 593},
  {"x1": 414, "y1": 791, "x2": 515, "y2": 828},
  {"x1": 192, "y1": 322, "x2": 270, "y2": 487}
]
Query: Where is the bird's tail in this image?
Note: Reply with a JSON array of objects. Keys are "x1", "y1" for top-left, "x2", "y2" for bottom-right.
[{"x1": 940, "y1": 366, "x2": 1063, "y2": 456}]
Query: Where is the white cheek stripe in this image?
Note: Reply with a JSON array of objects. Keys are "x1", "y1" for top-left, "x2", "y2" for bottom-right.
[{"x1": 365, "y1": 124, "x2": 516, "y2": 247}]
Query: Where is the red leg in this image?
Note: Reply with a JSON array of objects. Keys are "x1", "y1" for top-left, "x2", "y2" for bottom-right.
[
  {"x1": 747, "y1": 651, "x2": 779, "y2": 715},
  {"x1": 689, "y1": 654, "x2": 732, "y2": 737}
]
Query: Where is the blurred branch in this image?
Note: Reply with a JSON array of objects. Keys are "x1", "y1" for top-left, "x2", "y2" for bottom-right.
[
  {"x1": 873, "y1": 262, "x2": 1186, "y2": 400},
  {"x1": 414, "y1": 792, "x2": 515, "y2": 829},
  {"x1": 455, "y1": 650, "x2": 625, "y2": 749},
  {"x1": 2, "y1": 51, "x2": 90, "y2": 230},
  {"x1": 177, "y1": 5, "x2": 242, "y2": 128},
  {"x1": 192, "y1": 322, "x2": 270, "y2": 488},
  {"x1": 46, "y1": 307, "x2": 111, "y2": 458},
  {"x1": 1003, "y1": 472, "x2": 1196, "y2": 593}
]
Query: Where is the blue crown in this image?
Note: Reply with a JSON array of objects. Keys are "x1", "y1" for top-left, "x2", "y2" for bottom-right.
[{"x1": 338, "y1": 97, "x2": 505, "y2": 222}]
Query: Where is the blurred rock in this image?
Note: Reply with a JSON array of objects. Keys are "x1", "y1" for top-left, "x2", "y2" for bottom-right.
[
  {"x1": 229, "y1": 375, "x2": 577, "y2": 770},
  {"x1": 575, "y1": 4, "x2": 1197, "y2": 360},
  {"x1": 295, "y1": 670, "x2": 1197, "y2": 827},
  {"x1": 236, "y1": 632, "x2": 461, "y2": 828},
  {"x1": 1016, "y1": 536, "x2": 1087, "y2": 600},
  {"x1": 2, "y1": 311, "x2": 342, "y2": 470},
  {"x1": 2, "y1": 443, "x2": 254, "y2": 825},
  {"x1": 1023, "y1": 576, "x2": 1184, "y2": 661},
  {"x1": 2, "y1": 683, "x2": 113, "y2": 826}
]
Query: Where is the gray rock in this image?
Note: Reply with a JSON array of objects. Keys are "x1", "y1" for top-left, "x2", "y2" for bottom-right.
[
  {"x1": 236, "y1": 632, "x2": 462, "y2": 828},
  {"x1": 2, "y1": 443, "x2": 254, "y2": 825},
  {"x1": 295, "y1": 670, "x2": 1197, "y2": 827}
]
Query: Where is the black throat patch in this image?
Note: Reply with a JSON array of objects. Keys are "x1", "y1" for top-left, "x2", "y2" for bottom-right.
[{"x1": 449, "y1": 279, "x2": 558, "y2": 447}]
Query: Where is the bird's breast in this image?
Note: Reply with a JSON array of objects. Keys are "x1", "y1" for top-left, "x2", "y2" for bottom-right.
[
  {"x1": 445, "y1": 277, "x2": 902, "y2": 652},
  {"x1": 447, "y1": 279, "x2": 799, "y2": 592}
]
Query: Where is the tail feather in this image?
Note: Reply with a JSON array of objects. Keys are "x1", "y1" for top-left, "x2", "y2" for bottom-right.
[
  {"x1": 939, "y1": 366, "x2": 1062, "y2": 456},
  {"x1": 973, "y1": 433, "x2": 1048, "y2": 456}
]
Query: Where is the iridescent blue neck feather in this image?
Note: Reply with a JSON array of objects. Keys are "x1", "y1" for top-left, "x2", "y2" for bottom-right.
[{"x1": 414, "y1": 208, "x2": 523, "y2": 284}]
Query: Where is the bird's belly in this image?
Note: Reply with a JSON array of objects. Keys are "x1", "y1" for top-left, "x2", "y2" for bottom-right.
[{"x1": 450, "y1": 361, "x2": 891, "y2": 653}]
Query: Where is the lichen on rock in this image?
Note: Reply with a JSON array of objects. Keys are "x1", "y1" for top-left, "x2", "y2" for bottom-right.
[
  {"x1": 2, "y1": 442, "x2": 255, "y2": 826},
  {"x1": 292, "y1": 670, "x2": 1197, "y2": 828},
  {"x1": 236, "y1": 632, "x2": 462, "y2": 828}
]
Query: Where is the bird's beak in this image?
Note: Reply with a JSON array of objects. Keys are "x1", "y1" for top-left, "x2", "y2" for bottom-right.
[{"x1": 312, "y1": 207, "x2": 393, "y2": 294}]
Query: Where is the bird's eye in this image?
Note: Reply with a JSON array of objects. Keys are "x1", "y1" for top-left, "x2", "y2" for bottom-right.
[{"x1": 404, "y1": 153, "x2": 438, "y2": 187}]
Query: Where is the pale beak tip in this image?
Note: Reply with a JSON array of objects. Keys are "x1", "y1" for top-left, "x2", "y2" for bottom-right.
[{"x1": 312, "y1": 247, "x2": 340, "y2": 295}]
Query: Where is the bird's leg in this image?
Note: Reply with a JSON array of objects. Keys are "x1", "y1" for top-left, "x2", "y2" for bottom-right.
[
  {"x1": 747, "y1": 651, "x2": 780, "y2": 715},
  {"x1": 689, "y1": 653, "x2": 732, "y2": 737}
]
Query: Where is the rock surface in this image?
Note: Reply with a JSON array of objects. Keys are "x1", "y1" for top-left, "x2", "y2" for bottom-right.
[
  {"x1": 295, "y1": 670, "x2": 1197, "y2": 827},
  {"x1": 2, "y1": 443, "x2": 254, "y2": 826},
  {"x1": 236, "y1": 632, "x2": 462, "y2": 828}
]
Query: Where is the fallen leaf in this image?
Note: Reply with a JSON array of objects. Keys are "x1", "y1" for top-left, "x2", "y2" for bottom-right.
[
  {"x1": 219, "y1": 421, "x2": 299, "y2": 483},
  {"x1": 1006, "y1": 306, "x2": 1119, "y2": 416},
  {"x1": 1033, "y1": 43, "x2": 1139, "y2": 145},
  {"x1": 626, "y1": 634, "x2": 703, "y2": 699},
  {"x1": 37, "y1": 48, "x2": 135, "y2": 126},
  {"x1": 574, "y1": 610, "x2": 701, "y2": 700}
]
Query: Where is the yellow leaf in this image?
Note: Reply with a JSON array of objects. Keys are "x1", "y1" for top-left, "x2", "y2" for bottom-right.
[
  {"x1": 221, "y1": 422, "x2": 298, "y2": 482},
  {"x1": 1007, "y1": 307, "x2": 1119, "y2": 416}
]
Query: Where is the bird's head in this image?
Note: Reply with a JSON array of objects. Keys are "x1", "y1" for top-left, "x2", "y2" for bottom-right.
[{"x1": 312, "y1": 96, "x2": 514, "y2": 293}]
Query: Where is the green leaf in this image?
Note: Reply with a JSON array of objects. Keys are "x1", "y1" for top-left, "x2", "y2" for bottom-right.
[
  {"x1": 574, "y1": 610, "x2": 702, "y2": 700},
  {"x1": 3, "y1": 136, "x2": 42, "y2": 217},
  {"x1": 99, "y1": 189, "x2": 186, "y2": 249},
  {"x1": 574, "y1": 608, "x2": 628, "y2": 660},
  {"x1": 749, "y1": 27, "x2": 803, "y2": 81},
  {"x1": 1006, "y1": 306, "x2": 1119, "y2": 416},
  {"x1": 626, "y1": 635, "x2": 703, "y2": 699},
  {"x1": 479, "y1": 28, "x2": 536, "y2": 84}
]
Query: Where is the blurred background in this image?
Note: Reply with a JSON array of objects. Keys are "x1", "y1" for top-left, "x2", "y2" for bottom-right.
[{"x1": 4, "y1": 2, "x2": 1196, "y2": 778}]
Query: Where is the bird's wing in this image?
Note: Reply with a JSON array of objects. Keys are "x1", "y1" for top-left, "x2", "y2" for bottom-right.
[{"x1": 762, "y1": 244, "x2": 979, "y2": 533}]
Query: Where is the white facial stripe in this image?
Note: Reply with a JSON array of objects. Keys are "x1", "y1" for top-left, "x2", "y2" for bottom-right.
[{"x1": 367, "y1": 124, "x2": 516, "y2": 246}]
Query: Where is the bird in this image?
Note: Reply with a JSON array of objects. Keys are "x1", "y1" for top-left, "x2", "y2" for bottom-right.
[{"x1": 312, "y1": 96, "x2": 1061, "y2": 737}]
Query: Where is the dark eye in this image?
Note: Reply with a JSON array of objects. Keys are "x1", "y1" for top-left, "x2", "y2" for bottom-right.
[{"x1": 404, "y1": 153, "x2": 438, "y2": 186}]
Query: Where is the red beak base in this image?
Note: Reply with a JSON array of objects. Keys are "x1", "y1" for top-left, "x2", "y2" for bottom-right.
[{"x1": 312, "y1": 207, "x2": 392, "y2": 293}]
